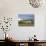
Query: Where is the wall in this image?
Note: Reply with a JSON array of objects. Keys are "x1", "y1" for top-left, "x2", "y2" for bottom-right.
[{"x1": 0, "y1": 0, "x2": 46, "y2": 40}]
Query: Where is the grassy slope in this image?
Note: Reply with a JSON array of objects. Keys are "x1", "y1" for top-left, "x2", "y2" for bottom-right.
[{"x1": 18, "y1": 20, "x2": 34, "y2": 26}]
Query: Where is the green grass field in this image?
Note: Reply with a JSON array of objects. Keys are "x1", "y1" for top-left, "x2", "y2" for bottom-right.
[{"x1": 18, "y1": 20, "x2": 34, "y2": 26}]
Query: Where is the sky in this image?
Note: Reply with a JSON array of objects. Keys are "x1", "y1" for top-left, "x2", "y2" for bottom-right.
[{"x1": 18, "y1": 14, "x2": 34, "y2": 20}]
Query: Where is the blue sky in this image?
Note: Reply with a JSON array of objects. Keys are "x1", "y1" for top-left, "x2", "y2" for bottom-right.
[{"x1": 18, "y1": 14, "x2": 34, "y2": 20}]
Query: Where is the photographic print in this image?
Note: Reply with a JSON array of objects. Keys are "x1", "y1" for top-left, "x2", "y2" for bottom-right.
[{"x1": 18, "y1": 14, "x2": 34, "y2": 26}]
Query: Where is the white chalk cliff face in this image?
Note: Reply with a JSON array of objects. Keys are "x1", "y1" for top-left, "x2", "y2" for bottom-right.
[{"x1": 29, "y1": 0, "x2": 43, "y2": 8}]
